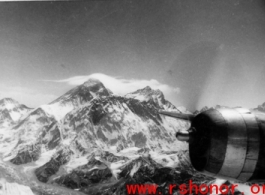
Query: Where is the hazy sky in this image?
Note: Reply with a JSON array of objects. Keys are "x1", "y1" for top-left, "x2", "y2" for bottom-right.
[{"x1": 0, "y1": 0, "x2": 265, "y2": 111}]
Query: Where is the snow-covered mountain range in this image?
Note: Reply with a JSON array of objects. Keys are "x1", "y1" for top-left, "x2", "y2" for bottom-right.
[{"x1": 0, "y1": 79, "x2": 249, "y2": 195}]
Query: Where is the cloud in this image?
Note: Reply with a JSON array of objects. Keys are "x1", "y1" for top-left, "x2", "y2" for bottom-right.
[{"x1": 44, "y1": 73, "x2": 180, "y2": 99}]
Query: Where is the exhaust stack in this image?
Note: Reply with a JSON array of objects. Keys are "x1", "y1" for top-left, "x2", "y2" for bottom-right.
[{"x1": 159, "y1": 110, "x2": 194, "y2": 121}]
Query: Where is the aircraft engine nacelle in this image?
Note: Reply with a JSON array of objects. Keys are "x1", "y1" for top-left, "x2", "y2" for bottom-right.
[{"x1": 160, "y1": 108, "x2": 265, "y2": 182}]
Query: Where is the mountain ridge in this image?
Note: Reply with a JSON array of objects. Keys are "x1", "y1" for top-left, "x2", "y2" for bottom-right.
[{"x1": 0, "y1": 79, "x2": 189, "y2": 166}]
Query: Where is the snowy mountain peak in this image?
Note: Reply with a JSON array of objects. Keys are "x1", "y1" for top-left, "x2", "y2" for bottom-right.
[
  {"x1": 51, "y1": 78, "x2": 111, "y2": 105},
  {"x1": 141, "y1": 86, "x2": 152, "y2": 91},
  {"x1": 130, "y1": 86, "x2": 164, "y2": 98},
  {"x1": 44, "y1": 78, "x2": 111, "y2": 121},
  {"x1": 83, "y1": 78, "x2": 102, "y2": 87},
  {"x1": 0, "y1": 98, "x2": 32, "y2": 125},
  {"x1": 0, "y1": 98, "x2": 31, "y2": 110},
  {"x1": 0, "y1": 98, "x2": 19, "y2": 108},
  {"x1": 0, "y1": 97, "x2": 16, "y2": 102},
  {"x1": 125, "y1": 86, "x2": 171, "y2": 109},
  {"x1": 80, "y1": 78, "x2": 111, "y2": 96}
]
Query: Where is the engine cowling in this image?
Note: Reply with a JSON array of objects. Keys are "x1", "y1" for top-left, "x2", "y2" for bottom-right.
[{"x1": 160, "y1": 108, "x2": 265, "y2": 182}]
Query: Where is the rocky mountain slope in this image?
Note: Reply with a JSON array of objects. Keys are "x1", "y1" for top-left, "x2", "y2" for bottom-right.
[{"x1": 0, "y1": 79, "x2": 196, "y2": 194}]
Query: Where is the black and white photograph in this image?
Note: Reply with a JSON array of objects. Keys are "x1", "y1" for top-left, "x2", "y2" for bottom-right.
[{"x1": 0, "y1": 1, "x2": 265, "y2": 194}]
